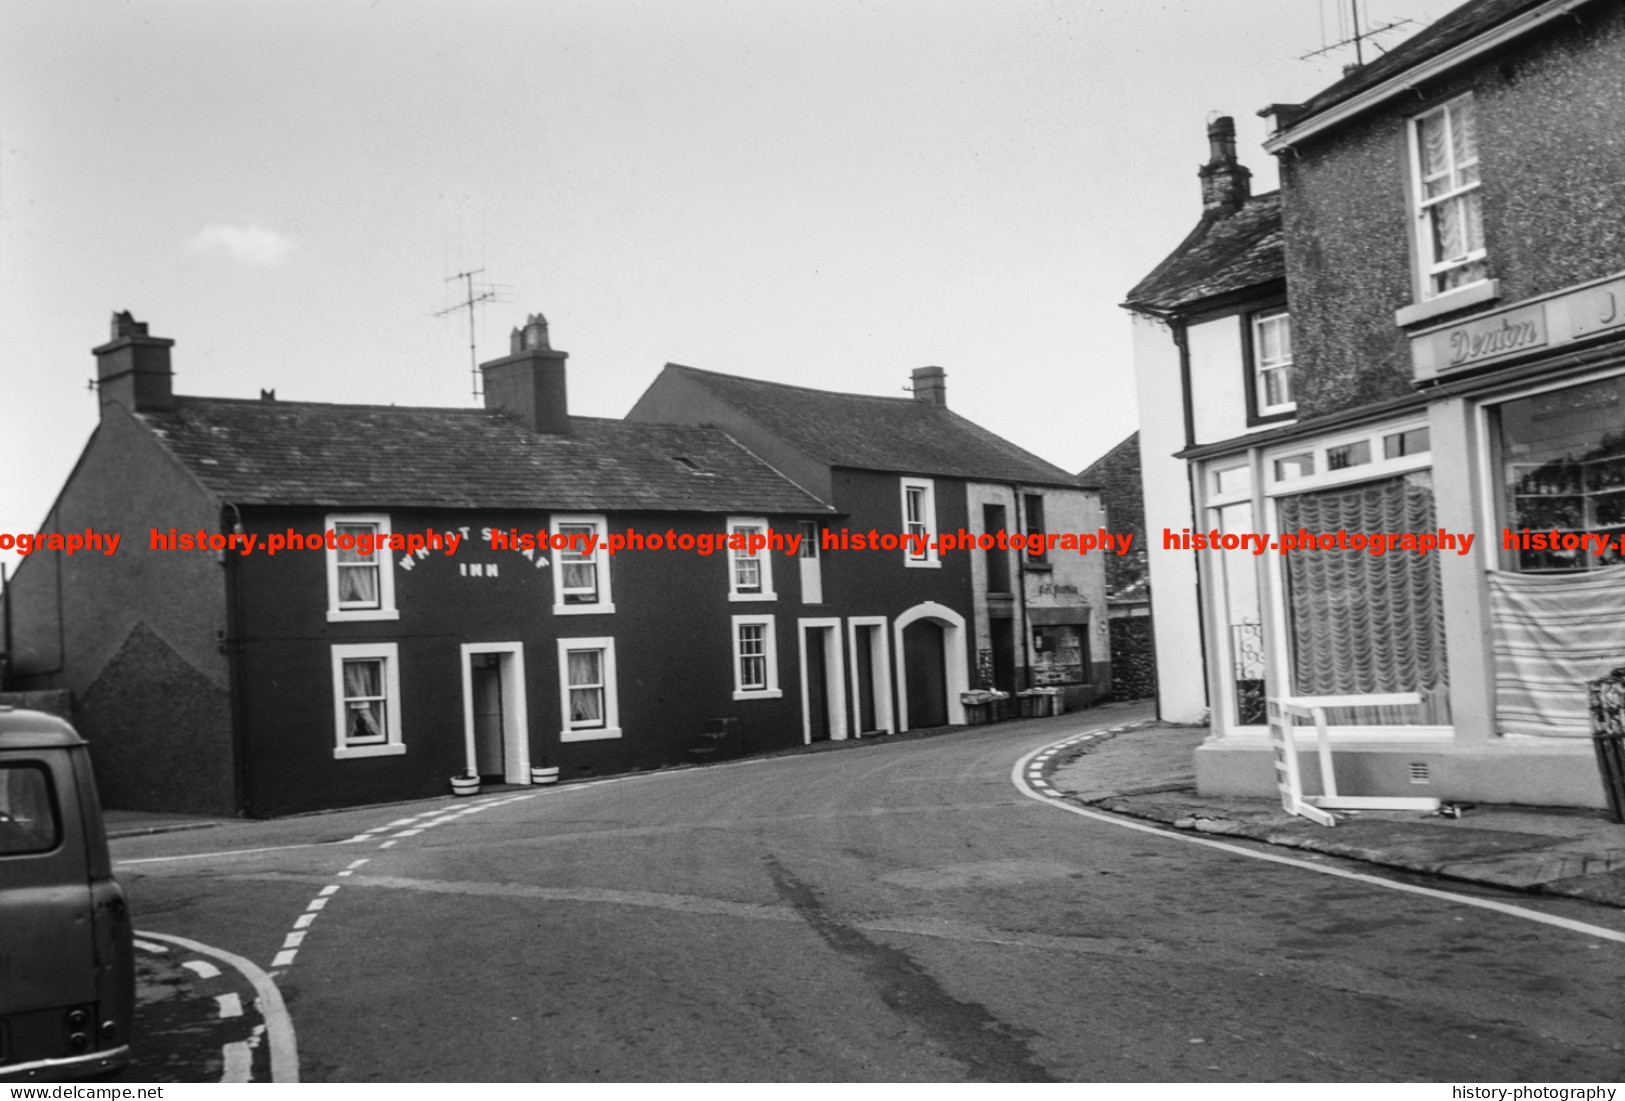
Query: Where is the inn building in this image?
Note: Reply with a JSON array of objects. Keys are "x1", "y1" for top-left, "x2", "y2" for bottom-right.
[
  {"x1": 1127, "y1": 0, "x2": 1625, "y2": 808},
  {"x1": 2, "y1": 311, "x2": 1107, "y2": 816}
]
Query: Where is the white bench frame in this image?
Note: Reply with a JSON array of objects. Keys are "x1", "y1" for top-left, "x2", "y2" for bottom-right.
[{"x1": 1269, "y1": 693, "x2": 1441, "y2": 827}]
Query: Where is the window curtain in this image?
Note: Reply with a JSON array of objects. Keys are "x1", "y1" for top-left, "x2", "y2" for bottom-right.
[
  {"x1": 338, "y1": 561, "x2": 379, "y2": 604},
  {"x1": 343, "y1": 660, "x2": 384, "y2": 741},
  {"x1": 568, "y1": 650, "x2": 603, "y2": 723},
  {"x1": 1278, "y1": 472, "x2": 1451, "y2": 726}
]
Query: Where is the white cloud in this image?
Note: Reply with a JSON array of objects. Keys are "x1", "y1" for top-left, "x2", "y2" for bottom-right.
[{"x1": 188, "y1": 223, "x2": 296, "y2": 266}]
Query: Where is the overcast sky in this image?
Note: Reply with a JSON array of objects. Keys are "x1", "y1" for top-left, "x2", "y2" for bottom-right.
[{"x1": 0, "y1": 0, "x2": 1442, "y2": 569}]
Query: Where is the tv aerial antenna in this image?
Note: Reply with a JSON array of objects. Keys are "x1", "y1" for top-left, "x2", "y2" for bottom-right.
[
  {"x1": 435, "y1": 269, "x2": 511, "y2": 400},
  {"x1": 1301, "y1": 0, "x2": 1415, "y2": 67}
]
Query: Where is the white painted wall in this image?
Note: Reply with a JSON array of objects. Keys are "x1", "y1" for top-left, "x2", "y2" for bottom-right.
[
  {"x1": 1188, "y1": 315, "x2": 1252, "y2": 445},
  {"x1": 1131, "y1": 312, "x2": 1208, "y2": 723}
]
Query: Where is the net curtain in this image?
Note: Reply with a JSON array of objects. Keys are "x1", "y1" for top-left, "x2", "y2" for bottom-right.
[
  {"x1": 1277, "y1": 472, "x2": 1452, "y2": 726},
  {"x1": 568, "y1": 650, "x2": 604, "y2": 724}
]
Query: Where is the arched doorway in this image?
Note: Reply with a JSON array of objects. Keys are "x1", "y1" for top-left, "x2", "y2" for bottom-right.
[{"x1": 892, "y1": 602, "x2": 969, "y2": 731}]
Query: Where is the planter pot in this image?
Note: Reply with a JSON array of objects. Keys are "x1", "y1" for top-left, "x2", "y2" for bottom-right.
[
  {"x1": 450, "y1": 775, "x2": 481, "y2": 797},
  {"x1": 530, "y1": 766, "x2": 560, "y2": 786}
]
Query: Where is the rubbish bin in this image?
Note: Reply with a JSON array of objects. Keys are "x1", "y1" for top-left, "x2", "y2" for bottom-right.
[{"x1": 1587, "y1": 665, "x2": 1625, "y2": 824}]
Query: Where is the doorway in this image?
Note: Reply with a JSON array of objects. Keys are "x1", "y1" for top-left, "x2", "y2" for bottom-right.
[
  {"x1": 846, "y1": 617, "x2": 893, "y2": 736},
  {"x1": 460, "y1": 643, "x2": 530, "y2": 784},
  {"x1": 903, "y1": 620, "x2": 948, "y2": 729},
  {"x1": 798, "y1": 618, "x2": 847, "y2": 744}
]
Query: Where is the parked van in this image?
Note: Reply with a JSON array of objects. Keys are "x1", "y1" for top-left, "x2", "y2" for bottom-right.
[{"x1": 0, "y1": 707, "x2": 134, "y2": 1079}]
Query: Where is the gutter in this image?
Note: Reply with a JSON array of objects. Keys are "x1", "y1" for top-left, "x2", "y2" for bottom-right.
[{"x1": 1263, "y1": 0, "x2": 1595, "y2": 154}]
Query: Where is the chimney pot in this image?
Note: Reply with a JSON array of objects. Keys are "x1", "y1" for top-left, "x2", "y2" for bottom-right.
[
  {"x1": 911, "y1": 366, "x2": 947, "y2": 407},
  {"x1": 93, "y1": 311, "x2": 175, "y2": 416}
]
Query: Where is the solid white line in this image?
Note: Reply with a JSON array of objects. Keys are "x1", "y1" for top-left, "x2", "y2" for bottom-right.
[
  {"x1": 133, "y1": 938, "x2": 168, "y2": 953},
  {"x1": 118, "y1": 843, "x2": 322, "y2": 866},
  {"x1": 220, "y1": 1041, "x2": 252, "y2": 1083},
  {"x1": 137, "y1": 929, "x2": 299, "y2": 1084},
  {"x1": 216, "y1": 993, "x2": 243, "y2": 1019},
  {"x1": 1010, "y1": 734, "x2": 1625, "y2": 945},
  {"x1": 182, "y1": 960, "x2": 221, "y2": 979}
]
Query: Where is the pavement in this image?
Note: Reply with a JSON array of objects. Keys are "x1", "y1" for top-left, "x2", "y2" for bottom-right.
[{"x1": 1037, "y1": 713, "x2": 1625, "y2": 909}]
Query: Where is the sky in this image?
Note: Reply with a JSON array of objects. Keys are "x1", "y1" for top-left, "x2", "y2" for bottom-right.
[{"x1": 0, "y1": 0, "x2": 1445, "y2": 570}]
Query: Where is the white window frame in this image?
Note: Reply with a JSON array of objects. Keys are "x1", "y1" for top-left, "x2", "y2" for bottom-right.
[
  {"x1": 1265, "y1": 418, "x2": 1432, "y2": 495},
  {"x1": 1252, "y1": 310, "x2": 1296, "y2": 417},
  {"x1": 1409, "y1": 93, "x2": 1488, "y2": 303},
  {"x1": 727, "y1": 516, "x2": 776, "y2": 601},
  {"x1": 330, "y1": 642, "x2": 405, "y2": 759},
  {"x1": 325, "y1": 513, "x2": 398, "y2": 623},
  {"x1": 550, "y1": 514, "x2": 615, "y2": 615},
  {"x1": 557, "y1": 637, "x2": 621, "y2": 742},
  {"x1": 900, "y1": 477, "x2": 940, "y2": 568},
  {"x1": 732, "y1": 613, "x2": 782, "y2": 699}
]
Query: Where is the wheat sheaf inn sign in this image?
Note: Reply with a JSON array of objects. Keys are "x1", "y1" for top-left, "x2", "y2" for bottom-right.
[{"x1": 1412, "y1": 271, "x2": 1625, "y2": 382}]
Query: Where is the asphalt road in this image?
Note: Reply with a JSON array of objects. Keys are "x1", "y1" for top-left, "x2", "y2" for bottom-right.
[{"x1": 111, "y1": 706, "x2": 1625, "y2": 1082}]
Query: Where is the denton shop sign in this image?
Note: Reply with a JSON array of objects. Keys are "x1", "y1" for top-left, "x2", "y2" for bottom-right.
[{"x1": 1412, "y1": 272, "x2": 1625, "y2": 382}]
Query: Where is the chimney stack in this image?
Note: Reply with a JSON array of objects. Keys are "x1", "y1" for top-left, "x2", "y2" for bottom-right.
[
  {"x1": 480, "y1": 312, "x2": 570, "y2": 434},
  {"x1": 93, "y1": 311, "x2": 175, "y2": 416},
  {"x1": 1198, "y1": 114, "x2": 1252, "y2": 214},
  {"x1": 911, "y1": 366, "x2": 947, "y2": 407}
]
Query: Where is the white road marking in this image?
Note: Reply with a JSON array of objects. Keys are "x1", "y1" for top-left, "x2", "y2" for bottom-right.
[
  {"x1": 379, "y1": 840, "x2": 397, "y2": 848},
  {"x1": 138, "y1": 929, "x2": 299, "y2": 1084},
  {"x1": 394, "y1": 828, "x2": 423, "y2": 837},
  {"x1": 1010, "y1": 733, "x2": 1625, "y2": 945},
  {"x1": 183, "y1": 960, "x2": 221, "y2": 979},
  {"x1": 118, "y1": 843, "x2": 322, "y2": 866},
  {"x1": 272, "y1": 949, "x2": 297, "y2": 967},
  {"x1": 319, "y1": 884, "x2": 341, "y2": 896},
  {"x1": 306, "y1": 897, "x2": 328, "y2": 911},
  {"x1": 216, "y1": 993, "x2": 243, "y2": 1019},
  {"x1": 346, "y1": 859, "x2": 370, "y2": 869},
  {"x1": 133, "y1": 938, "x2": 168, "y2": 953},
  {"x1": 221, "y1": 1041, "x2": 252, "y2": 1083},
  {"x1": 282, "y1": 932, "x2": 306, "y2": 948},
  {"x1": 293, "y1": 913, "x2": 317, "y2": 929}
]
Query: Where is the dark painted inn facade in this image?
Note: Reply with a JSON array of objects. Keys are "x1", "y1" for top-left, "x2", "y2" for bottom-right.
[{"x1": 4, "y1": 312, "x2": 1105, "y2": 816}]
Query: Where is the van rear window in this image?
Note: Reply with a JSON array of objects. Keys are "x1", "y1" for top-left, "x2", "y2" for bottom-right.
[{"x1": 0, "y1": 765, "x2": 60, "y2": 855}]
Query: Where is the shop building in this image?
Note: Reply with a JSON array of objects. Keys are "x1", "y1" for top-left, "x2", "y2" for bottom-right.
[{"x1": 1127, "y1": 0, "x2": 1625, "y2": 806}]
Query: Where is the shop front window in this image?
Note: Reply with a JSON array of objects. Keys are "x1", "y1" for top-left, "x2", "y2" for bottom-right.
[
  {"x1": 1278, "y1": 472, "x2": 1451, "y2": 726},
  {"x1": 1493, "y1": 374, "x2": 1625, "y2": 573},
  {"x1": 1032, "y1": 624, "x2": 1088, "y2": 685}
]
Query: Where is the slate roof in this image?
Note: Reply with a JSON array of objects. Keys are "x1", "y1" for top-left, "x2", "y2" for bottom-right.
[
  {"x1": 139, "y1": 396, "x2": 834, "y2": 514},
  {"x1": 1122, "y1": 191, "x2": 1283, "y2": 313},
  {"x1": 660, "y1": 364, "x2": 1083, "y2": 488},
  {"x1": 1285, "y1": 0, "x2": 1551, "y2": 129}
]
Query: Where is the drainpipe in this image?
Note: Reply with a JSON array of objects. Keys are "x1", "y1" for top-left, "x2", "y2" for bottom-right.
[
  {"x1": 221, "y1": 503, "x2": 252, "y2": 817},
  {"x1": 1011, "y1": 484, "x2": 1032, "y2": 691},
  {"x1": 1, "y1": 562, "x2": 10, "y2": 689}
]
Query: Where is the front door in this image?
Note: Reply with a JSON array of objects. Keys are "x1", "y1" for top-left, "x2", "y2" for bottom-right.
[
  {"x1": 805, "y1": 627, "x2": 831, "y2": 742},
  {"x1": 903, "y1": 620, "x2": 947, "y2": 729},
  {"x1": 471, "y1": 654, "x2": 505, "y2": 778}
]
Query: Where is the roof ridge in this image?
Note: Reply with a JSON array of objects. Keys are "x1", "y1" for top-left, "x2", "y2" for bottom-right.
[
  {"x1": 665, "y1": 362, "x2": 924, "y2": 405},
  {"x1": 173, "y1": 394, "x2": 497, "y2": 416}
]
